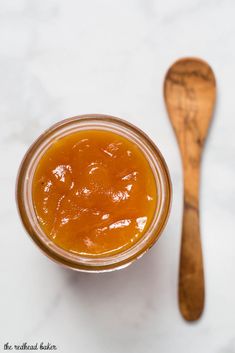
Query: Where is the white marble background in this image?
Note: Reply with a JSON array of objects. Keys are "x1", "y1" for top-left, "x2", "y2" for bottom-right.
[{"x1": 0, "y1": 0, "x2": 235, "y2": 352}]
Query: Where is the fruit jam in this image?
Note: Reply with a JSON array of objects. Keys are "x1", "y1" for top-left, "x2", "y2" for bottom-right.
[{"x1": 32, "y1": 130, "x2": 157, "y2": 256}]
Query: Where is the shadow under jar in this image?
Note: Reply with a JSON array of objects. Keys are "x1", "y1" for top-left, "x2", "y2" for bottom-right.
[{"x1": 16, "y1": 115, "x2": 171, "y2": 272}]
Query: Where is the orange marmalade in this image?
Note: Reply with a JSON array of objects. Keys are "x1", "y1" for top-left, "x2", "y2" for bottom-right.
[{"x1": 32, "y1": 130, "x2": 157, "y2": 256}]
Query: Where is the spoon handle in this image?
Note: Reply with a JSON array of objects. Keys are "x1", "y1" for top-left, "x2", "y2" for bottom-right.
[{"x1": 179, "y1": 165, "x2": 204, "y2": 321}]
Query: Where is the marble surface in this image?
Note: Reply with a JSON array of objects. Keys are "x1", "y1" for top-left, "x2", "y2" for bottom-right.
[{"x1": 0, "y1": 0, "x2": 235, "y2": 352}]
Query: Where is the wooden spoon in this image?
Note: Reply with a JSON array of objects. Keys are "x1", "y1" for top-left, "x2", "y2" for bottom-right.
[{"x1": 164, "y1": 58, "x2": 216, "y2": 321}]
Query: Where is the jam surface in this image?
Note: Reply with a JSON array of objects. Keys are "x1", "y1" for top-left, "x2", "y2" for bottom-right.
[{"x1": 32, "y1": 130, "x2": 157, "y2": 256}]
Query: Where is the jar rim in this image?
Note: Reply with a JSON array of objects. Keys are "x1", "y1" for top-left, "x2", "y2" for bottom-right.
[{"x1": 16, "y1": 114, "x2": 172, "y2": 272}]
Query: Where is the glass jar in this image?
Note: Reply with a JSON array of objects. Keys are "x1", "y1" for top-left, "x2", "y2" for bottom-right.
[{"x1": 16, "y1": 114, "x2": 171, "y2": 272}]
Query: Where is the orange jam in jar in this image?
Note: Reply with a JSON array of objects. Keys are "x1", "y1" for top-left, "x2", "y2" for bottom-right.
[
  {"x1": 17, "y1": 115, "x2": 171, "y2": 272},
  {"x1": 32, "y1": 130, "x2": 157, "y2": 256}
]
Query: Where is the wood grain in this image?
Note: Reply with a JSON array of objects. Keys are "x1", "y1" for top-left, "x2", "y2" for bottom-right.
[{"x1": 164, "y1": 58, "x2": 216, "y2": 321}]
